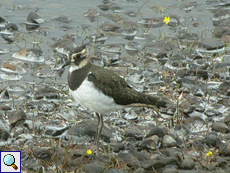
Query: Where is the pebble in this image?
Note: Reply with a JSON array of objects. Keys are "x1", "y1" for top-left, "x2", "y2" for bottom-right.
[
  {"x1": 212, "y1": 122, "x2": 230, "y2": 133},
  {"x1": 8, "y1": 110, "x2": 27, "y2": 127},
  {"x1": 84, "y1": 161, "x2": 105, "y2": 173},
  {"x1": 26, "y1": 12, "x2": 45, "y2": 26},
  {"x1": 180, "y1": 157, "x2": 195, "y2": 170},
  {"x1": 162, "y1": 135, "x2": 177, "y2": 148},
  {"x1": 205, "y1": 132, "x2": 219, "y2": 147}
]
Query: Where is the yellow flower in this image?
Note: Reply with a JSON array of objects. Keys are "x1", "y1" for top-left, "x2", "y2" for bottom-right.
[
  {"x1": 206, "y1": 151, "x2": 213, "y2": 156},
  {"x1": 164, "y1": 17, "x2": 170, "y2": 24},
  {"x1": 87, "y1": 149, "x2": 92, "y2": 155},
  {"x1": 7, "y1": 76, "x2": 10, "y2": 79}
]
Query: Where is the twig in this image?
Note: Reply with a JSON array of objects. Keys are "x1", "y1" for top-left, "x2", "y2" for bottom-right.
[
  {"x1": 178, "y1": 145, "x2": 207, "y2": 168},
  {"x1": 137, "y1": 0, "x2": 149, "y2": 12},
  {"x1": 146, "y1": 16, "x2": 154, "y2": 34}
]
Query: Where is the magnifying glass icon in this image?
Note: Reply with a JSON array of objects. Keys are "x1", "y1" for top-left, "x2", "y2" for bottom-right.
[{"x1": 3, "y1": 154, "x2": 18, "y2": 170}]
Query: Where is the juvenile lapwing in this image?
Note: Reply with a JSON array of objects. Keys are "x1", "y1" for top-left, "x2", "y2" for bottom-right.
[{"x1": 62, "y1": 45, "x2": 167, "y2": 155}]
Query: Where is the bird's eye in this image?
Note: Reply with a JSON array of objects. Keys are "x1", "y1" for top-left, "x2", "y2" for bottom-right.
[
  {"x1": 70, "y1": 48, "x2": 86, "y2": 62},
  {"x1": 71, "y1": 52, "x2": 80, "y2": 61},
  {"x1": 76, "y1": 54, "x2": 81, "y2": 59}
]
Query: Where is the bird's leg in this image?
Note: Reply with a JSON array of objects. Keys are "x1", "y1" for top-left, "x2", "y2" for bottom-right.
[{"x1": 95, "y1": 113, "x2": 103, "y2": 156}]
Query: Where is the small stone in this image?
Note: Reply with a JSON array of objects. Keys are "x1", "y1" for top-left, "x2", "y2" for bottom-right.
[
  {"x1": 104, "y1": 168, "x2": 124, "y2": 173},
  {"x1": 160, "y1": 156, "x2": 180, "y2": 166},
  {"x1": 125, "y1": 129, "x2": 143, "y2": 140},
  {"x1": 26, "y1": 12, "x2": 45, "y2": 25},
  {"x1": 0, "y1": 87, "x2": 10, "y2": 100},
  {"x1": 0, "y1": 127, "x2": 10, "y2": 141},
  {"x1": 84, "y1": 8, "x2": 100, "y2": 22},
  {"x1": 164, "y1": 55, "x2": 188, "y2": 70},
  {"x1": 12, "y1": 48, "x2": 44, "y2": 62},
  {"x1": 219, "y1": 80, "x2": 230, "y2": 96},
  {"x1": 178, "y1": 29, "x2": 198, "y2": 40},
  {"x1": 2, "y1": 23, "x2": 18, "y2": 32},
  {"x1": 219, "y1": 140, "x2": 230, "y2": 156},
  {"x1": 118, "y1": 152, "x2": 141, "y2": 168},
  {"x1": 180, "y1": 157, "x2": 195, "y2": 170},
  {"x1": 180, "y1": 76, "x2": 198, "y2": 89},
  {"x1": 205, "y1": 132, "x2": 219, "y2": 147},
  {"x1": 162, "y1": 165, "x2": 178, "y2": 173},
  {"x1": 89, "y1": 33, "x2": 108, "y2": 42},
  {"x1": 191, "y1": 84, "x2": 207, "y2": 97},
  {"x1": 142, "y1": 159, "x2": 163, "y2": 171},
  {"x1": 8, "y1": 110, "x2": 27, "y2": 127},
  {"x1": 224, "y1": 114, "x2": 230, "y2": 123},
  {"x1": 216, "y1": 156, "x2": 227, "y2": 167},
  {"x1": 22, "y1": 159, "x2": 43, "y2": 172},
  {"x1": 183, "y1": 105, "x2": 195, "y2": 115},
  {"x1": 67, "y1": 120, "x2": 111, "y2": 143},
  {"x1": 175, "y1": 70, "x2": 187, "y2": 83},
  {"x1": 50, "y1": 35, "x2": 75, "y2": 54},
  {"x1": 205, "y1": 109, "x2": 222, "y2": 117},
  {"x1": 213, "y1": 9, "x2": 230, "y2": 22},
  {"x1": 187, "y1": 69, "x2": 208, "y2": 80},
  {"x1": 162, "y1": 148, "x2": 183, "y2": 158},
  {"x1": 118, "y1": 27, "x2": 137, "y2": 37},
  {"x1": 162, "y1": 135, "x2": 177, "y2": 148},
  {"x1": 146, "y1": 126, "x2": 169, "y2": 138},
  {"x1": 140, "y1": 135, "x2": 159, "y2": 150},
  {"x1": 34, "y1": 87, "x2": 59, "y2": 100},
  {"x1": 99, "y1": 22, "x2": 120, "y2": 32},
  {"x1": 213, "y1": 27, "x2": 230, "y2": 38},
  {"x1": 197, "y1": 38, "x2": 224, "y2": 50},
  {"x1": 221, "y1": 35, "x2": 230, "y2": 44},
  {"x1": 212, "y1": 122, "x2": 229, "y2": 133},
  {"x1": 113, "y1": 143, "x2": 125, "y2": 153},
  {"x1": 129, "y1": 150, "x2": 148, "y2": 161},
  {"x1": 133, "y1": 168, "x2": 145, "y2": 173},
  {"x1": 2, "y1": 61, "x2": 16, "y2": 71},
  {"x1": 0, "y1": 16, "x2": 9, "y2": 26},
  {"x1": 83, "y1": 161, "x2": 105, "y2": 173},
  {"x1": 125, "y1": 41, "x2": 142, "y2": 51},
  {"x1": 52, "y1": 15, "x2": 70, "y2": 23},
  {"x1": 99, "y1": 44, "x2": 122, "y2": 53},
  {"x1": 33, "y1": 147, "x2": 52, "y2": 159}
]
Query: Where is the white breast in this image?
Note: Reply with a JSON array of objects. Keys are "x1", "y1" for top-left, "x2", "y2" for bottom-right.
[{"x1": 69, "y1": 77, "x2": 126, "y2": 114}]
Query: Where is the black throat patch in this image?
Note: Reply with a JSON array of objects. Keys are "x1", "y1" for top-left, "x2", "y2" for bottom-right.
[{"x1": 68, "y1": 63, "x2": 92, "y2": 90}]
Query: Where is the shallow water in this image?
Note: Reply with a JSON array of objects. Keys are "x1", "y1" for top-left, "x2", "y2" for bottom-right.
[{"x1": 0, "y1": 0, "x2": 217, "y2": 86}]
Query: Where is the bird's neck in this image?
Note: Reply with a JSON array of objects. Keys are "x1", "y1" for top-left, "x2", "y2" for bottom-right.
[{"x1": 68, "y1": 62, "x2": 92, "y2": 90}]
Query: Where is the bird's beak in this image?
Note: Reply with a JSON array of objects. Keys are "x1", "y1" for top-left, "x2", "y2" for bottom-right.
[{"x1": 62, "y1": 60, "x2": 71, "y2": 69}]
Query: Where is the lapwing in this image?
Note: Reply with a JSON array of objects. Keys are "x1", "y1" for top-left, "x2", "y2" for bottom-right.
[{"x1": 62, "y1": 45, "x2": 167, "y2": 155}]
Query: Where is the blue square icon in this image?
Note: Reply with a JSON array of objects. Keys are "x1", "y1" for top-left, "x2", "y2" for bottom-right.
[{"x1": 0, "y1": 151, "x2": 21, "y2": 173}]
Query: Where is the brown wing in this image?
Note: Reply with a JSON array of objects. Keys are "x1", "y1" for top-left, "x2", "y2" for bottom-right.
[{"x1": 88, "y1": 65, "x2": 166, "y2": 108}]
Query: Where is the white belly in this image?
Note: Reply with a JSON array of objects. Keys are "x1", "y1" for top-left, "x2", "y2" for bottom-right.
[{"x1": 69, "y1": 78, "x2": 125, "y2": 114}]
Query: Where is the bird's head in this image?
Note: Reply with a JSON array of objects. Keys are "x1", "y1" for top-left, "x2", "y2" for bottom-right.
[{"x1": 62, "y1": 45, "x2": 88, "y2": 69}]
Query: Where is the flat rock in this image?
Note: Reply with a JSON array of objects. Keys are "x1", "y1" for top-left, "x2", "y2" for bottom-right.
[
  {"x1": 33, "y1": 147, "x2": 52, "y2": 159},
  {"x1": 142, "y1": 159, "x2": 163, "y2": 171},
  {"x1": 212, "y1": 122, "x2": 230, "y2": 133},
  {"x1": 104, "y1": 168, "x2": 124, "y2": 173},
  {"x1": 8, "y1": 110, "x2": 27, "y2": 127},
  {"x1": 162, "y1": 135, "x2": 177, "y2": 148},
  {"x1": 205, "y1": 132, "x2": 219, "y2": 147},
  {"x1": 197, "y1": 38, "x2": 224, "y2": 50},
  {"x1": 118, "y1": 152, "x2": 141, "y2": 168},
  {"x1": 180, "y1": 157, "x2": 195, "y2": 170},
  {"x1": 83, "y1": 161, "x2": 105, "y2": 173},
  {"x1": 66, "y1": 120, "x2": 111, "y2": 143},
  {"x1": 146, "y1": 126, "x2": 169, "y2": 138},
  {"x1": 219, "y1": 140, "x2": 230, "y2": 156}
]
